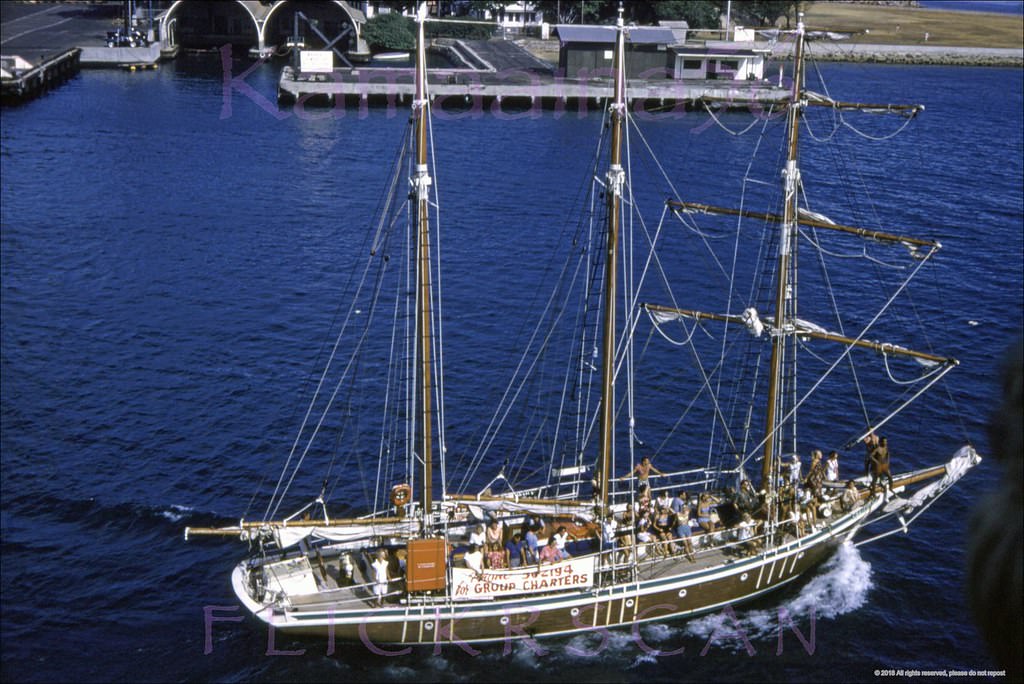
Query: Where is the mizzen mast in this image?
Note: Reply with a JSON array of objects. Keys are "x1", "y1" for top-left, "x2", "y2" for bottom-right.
[{"x1": 597, "y1": 8, "x2": 627, "y2": 512}]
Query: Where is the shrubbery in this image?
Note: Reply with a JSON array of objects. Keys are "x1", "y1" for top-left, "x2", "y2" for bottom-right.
[
  {"x1": 362, "y1": 13, "x2": 415, "y2": 52},
  {"x1": 425, "y1": 19, "x2": 495, "y2": 40}
]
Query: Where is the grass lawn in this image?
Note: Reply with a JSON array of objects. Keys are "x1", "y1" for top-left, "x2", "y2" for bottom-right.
[{"x1": 799, "y1": 1, "x2": 1023, "y2": 48}]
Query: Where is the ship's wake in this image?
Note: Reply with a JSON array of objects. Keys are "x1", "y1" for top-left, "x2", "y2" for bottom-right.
[{"x1": 475, "y1": 543, "x2": 874, "y2": 672}]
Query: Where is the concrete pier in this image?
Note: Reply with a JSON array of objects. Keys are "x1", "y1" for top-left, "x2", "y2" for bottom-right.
[
  {"x1": 276, "y1": 35, "x2": 789, "y2": 111},
  {"x1": 1, "y1": 1, "x2": 168, "y2": 103},
  {"x1": 79, "y1": 43, "x2": 164, "y2": 68},
  {"x1": 278, "y1": 66, "x2": 791, "y2": 111},
  {"x1": 1, "y1": 48, "x2": 80, "y2": 105}
]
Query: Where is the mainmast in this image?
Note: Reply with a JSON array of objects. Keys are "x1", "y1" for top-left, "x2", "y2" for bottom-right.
[
  {"x1": 597, "y1": 8, "x2": 626, "y2": 512},
  {"x1": 761, "y1": 15, "x2": 806, "y2": 488},
  {"x1": 412, "y1": 5, "x2": 435, "y2": 526}
]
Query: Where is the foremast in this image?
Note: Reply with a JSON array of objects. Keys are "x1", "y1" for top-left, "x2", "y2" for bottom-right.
[
  {"x1": 596, "y1": 8, "x2": 627, "y2": 513},
  {"x1": 412, "y1": 4, "x2": 435, "y2": 530},
  {"x1": 761, "y1": 15, "x2": 806, "y2": 489}
]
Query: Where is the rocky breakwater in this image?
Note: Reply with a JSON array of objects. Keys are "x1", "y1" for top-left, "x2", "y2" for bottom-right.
[{"x1": 772, "y1": 41, "x2": 1023, "y2": 67}]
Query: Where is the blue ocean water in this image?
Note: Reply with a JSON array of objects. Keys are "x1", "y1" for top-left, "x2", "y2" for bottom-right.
[
  {"x1": 919, "y1": 1, "x2": 1023, "y2": 14},
  {"x1": 1, "y1": 52, "x2": 1022, "y2": 683}
]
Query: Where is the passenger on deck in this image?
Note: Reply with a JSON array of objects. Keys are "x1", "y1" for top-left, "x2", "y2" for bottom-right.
[
  {"x1": 539, "y1": 537, "x2": 561, "y2": 564},
  {"x1": 601, "y1": 515, "x2": 618, "y2": 555},
  {"x1": 486, "y1": 543, "x2": 509, "y2": 570},
  {"x1": 463, "y1": 543, "x2": 484, "y2": 577},
  {"x1": 737, "y1": 479, "x2": 764, "y2": 518},
  {"x1": 656, "y1": 490, "x2": 673, "y2": 510},
  {"x1": 469, "y1": 524, "x2": 486, "y2": 547},
  {"x1": 371, "y1": 549, "x2": 390, "y2": 607},
  {"x1": 634, "y1": 490, "x2": 654, "y2": 520},
  {"x1": 717, "y1": 486, "x2": 740, "y2": 527},
  {"x1": 520, "y1": 514, "x2": 543, "y2": 538},
  {"x1": 841, "y1": 480, "x2": 861, "y2": 513},
  {"x1": 697, "y1": 492, "x2": 720, "y2": 533},
  {"x1": 671, "y1": 495, "x2": 696, "y2": 562},
  {"x1": 779, "y1": 484, "x2": 801, "y2": 536},
  {"x1": 868, "y1": 436, "x2": 894, "y2": 498},
  {"x1": 505, "y1": 532, "x2": 526, "y2": 568},
  {"x1": 826, "y1": 451, "x2": 840, "y2": 483},
  {"x1": 635, "y1": 510, "x2": 655, "y2": 557},
  {"x1": 620, "y1": 456, "x2": 663, "y2": 492},
  {"x1": 523, "y1": 524, "x2": 540, "y2": 564},
  {"x1": 617, "y1": 517, "x2": 635, "y2": 565},
  {"x1": 799, "y1": 487, "x2": 818, "y2": 530},
  {"x1": 653, "y1": 506, "x2": 677, "y2": 557},
  {"x1": 788, "y1": 454, "x2": 802, "y2": 489},
  {"x1": 486, "y1": 518, "x2": 504, "y2": 550},
  {"x1": 670, "y1": 490, "x2": 688, "y2": 516},
  {"x1": 736, "y1": 513, "x2": 761, "y2": 555},
  {"x1": 863, "y1": 431, "x2": 880, "y2": 475},
  {"x1": 636, "y1": 511, "x2": 653, "y2": 539},
  {"x1": 805, "y1": 450, "x2": 826, "y2": 498},
  {"x1": 553, "y1": 525, "x2": 575, "y2": 559}
]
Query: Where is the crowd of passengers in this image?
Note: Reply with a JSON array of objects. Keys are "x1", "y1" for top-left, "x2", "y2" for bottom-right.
[
  {"x1": 604, "y1": 438, "x2": 893, "y2": 560},
  {"x1": 463, "y1": 439, "x2": 895, "y2": 574},
  {"x1": 459, "y1": 435, "x2": 894, "y2": 573},
  {"x1": 462, "y1": 515, "x2": 579, "y2": 574}
]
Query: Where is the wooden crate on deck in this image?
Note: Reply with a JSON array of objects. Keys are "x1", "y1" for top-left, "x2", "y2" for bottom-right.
[{"x1": 406, "y1": 538, "x2": 447, "y2": 592}]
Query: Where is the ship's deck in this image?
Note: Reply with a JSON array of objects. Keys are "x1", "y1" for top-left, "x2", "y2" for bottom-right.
[{"x1": 265, "y1": 512, "x2": 843, "y2": 613}]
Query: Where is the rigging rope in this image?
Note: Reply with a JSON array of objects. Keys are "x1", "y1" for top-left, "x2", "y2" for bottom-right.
[
  {"x1": 797, "y1": 226, "x2": 908, "y2": 268},
  {"x1": 700, "y1": 100, "x2": 773, "y2": 137},
  {"x1": 806, "y1": 56, "x2": 920, "y2": 142},
  {"x1": 737, "y1": 244, "x2": 939, "y2": 471}
]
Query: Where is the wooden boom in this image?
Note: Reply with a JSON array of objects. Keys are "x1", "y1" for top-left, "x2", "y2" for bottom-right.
[
  {"x1": 643, "y1": 303, "x2": 957, "y2": 366},
  {"x1": 667, "y1": 200, "x2": 939, "y2": 249}
]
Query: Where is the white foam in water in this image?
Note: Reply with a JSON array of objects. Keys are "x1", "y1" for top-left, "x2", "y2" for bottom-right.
[
  {"x1": 684, "y1": 542, "x2": 873, "y2": 650},
  {"x1": 546, "y1": 543, "x2": 873, "y2": 662},
  {"x1": 160, "y1": 504, "x2": 194, "y2": 522}
]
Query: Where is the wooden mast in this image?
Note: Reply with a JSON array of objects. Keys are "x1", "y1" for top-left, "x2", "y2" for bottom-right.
[
  {"x1": 597, "y1": 8, "x2": 626, "y2": 513},
  {"x1": 413, "y1": 4, "x2": 434, "y2": 526},
  {"x1": 761, "y1": 15, "x2": 806, "y2": 488}
]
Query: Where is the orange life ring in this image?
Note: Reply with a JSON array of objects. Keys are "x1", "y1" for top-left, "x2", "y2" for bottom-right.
[{"x1": 390, "y1": 483, "x2": 412, "y2": 507}]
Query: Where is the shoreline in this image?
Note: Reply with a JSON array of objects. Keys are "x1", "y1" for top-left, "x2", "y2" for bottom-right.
[
  {"x1": 770, "y1": 42, "x2": 1023, "y2": 67},
  {"x1": 515, "y1": 38, "x2": 1023, "y2": 68}
]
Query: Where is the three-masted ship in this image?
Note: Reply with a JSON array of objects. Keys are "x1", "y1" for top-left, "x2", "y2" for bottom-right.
[{"x1": 187, "y1": 8, "x2": 980, "y2": 645}]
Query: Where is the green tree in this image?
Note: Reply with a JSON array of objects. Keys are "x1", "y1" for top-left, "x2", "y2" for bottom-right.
[
  {"x1": 650, "y1": 0, "x2": 720, "y2": 28},
  {"x1": 532, "y1": 0, "x2": 606, "y2": 24},
  {"x1": 362, "y1": 12, "x2": 415, "y2": 51},
  {"x1": 535, "y1": 0, "x2": 720, "y2": 28},
  {"x1": 730, "y1": 0, "x2": 801, "y2": 28}
]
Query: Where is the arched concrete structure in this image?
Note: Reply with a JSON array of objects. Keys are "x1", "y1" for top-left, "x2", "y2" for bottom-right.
[
  {"x1": 160, "y1": 0, "x2": 261, "y2": 49},
  {"x1": 262, "y1": 1, "x2": 365, "y2": 49},
  {"x1": 160, "y1": 1, "x2": 365, "y2": 55}
]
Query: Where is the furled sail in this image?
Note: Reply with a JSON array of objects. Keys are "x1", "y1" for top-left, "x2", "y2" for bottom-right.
[{"x1": 270, "y1": 521, "x2": 421, "y2": 549}]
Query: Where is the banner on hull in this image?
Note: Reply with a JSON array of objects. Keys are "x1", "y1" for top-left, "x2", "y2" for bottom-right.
[{"x1": 451, "y1": 557, "x2": 595, "y2": 600}]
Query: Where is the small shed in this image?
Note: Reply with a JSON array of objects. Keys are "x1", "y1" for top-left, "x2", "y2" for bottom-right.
[
  {"x1": 670, "y1": 43, "x2": 768, "y2": 81},
  {"x1": 556, "y1": 24, "x2": 676, "y2": 79}
]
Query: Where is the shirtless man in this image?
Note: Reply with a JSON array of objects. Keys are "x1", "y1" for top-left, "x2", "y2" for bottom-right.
[
  {"x1": 620, "y1": 456, "x2": 663, "y2": 491},
  {"x1": 868, "y1": 436, "x2": 894, "y2": 498}
]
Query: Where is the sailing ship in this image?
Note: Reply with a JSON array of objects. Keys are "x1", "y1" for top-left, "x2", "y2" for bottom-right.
[{"x1": 186, "y1": 9, "x2": 981, "y2": 645}]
